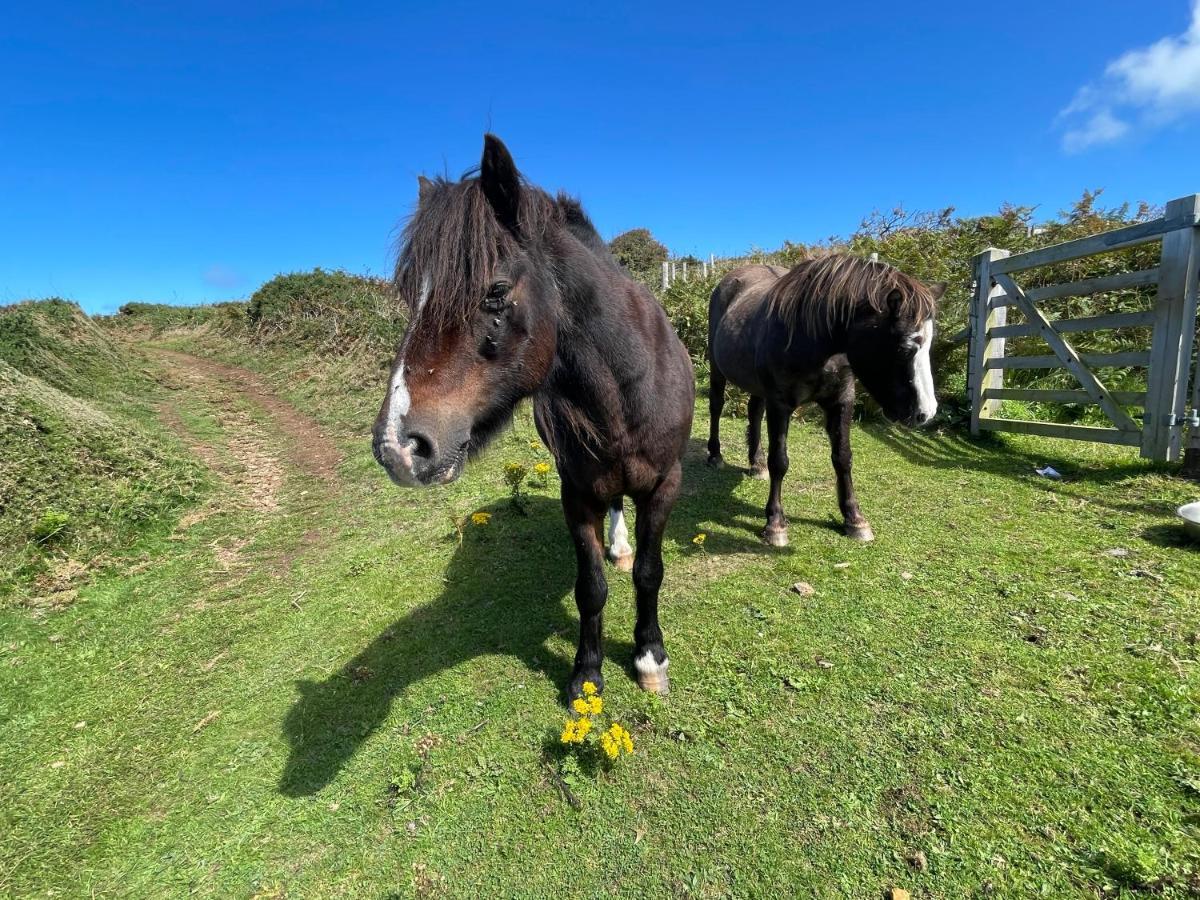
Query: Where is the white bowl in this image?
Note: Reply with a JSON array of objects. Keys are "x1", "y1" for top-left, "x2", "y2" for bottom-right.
[{"x1": 1179, "y1": 501, "x2": 1200, "y2": 541}]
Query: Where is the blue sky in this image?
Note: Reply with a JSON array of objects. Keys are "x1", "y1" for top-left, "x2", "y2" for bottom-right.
[{"x1": 3, "y1": 1, "x2": 1199, "y2": 314}]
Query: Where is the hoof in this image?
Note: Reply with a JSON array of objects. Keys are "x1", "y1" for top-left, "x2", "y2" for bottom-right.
[
  {"x1": 608, "y1": 550, "x2": 634, "y2": 573},
  {"x1": 748, "y1": 465, "x2": 769, "y2": 480},
  {"x1": 706, "y1": 454, "x2": 724, "y2": 469},
  {"x1": 762, "y1": 527, "x2": 789, "y2": 547},
  {"x1": 845, "y1": 522, "x2": 875, "y2": 542},
  {"x1": 568, "y1": 669, "x2": 604, "y2": 700},
  {"x1": 634, "y1": 651, "x2": 670, "y2": 695}
]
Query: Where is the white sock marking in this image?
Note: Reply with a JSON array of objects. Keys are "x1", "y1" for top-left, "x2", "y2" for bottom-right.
[
  {"x1": 634, "y1": 651, "x2": 669, "y2": 676},
  {"x1": 608, "y1": 506, "x2": 633, "y2": 559}
]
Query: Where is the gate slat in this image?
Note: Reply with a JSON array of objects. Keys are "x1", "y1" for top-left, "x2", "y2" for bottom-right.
[
  {"x1": 978, "y1": 418, "x2": 1143, "y2": 446},
  {"x1": 991, "y1": 216, "x2": 1197, "y2": 274},
  {"x1": 985, "y1": 352, "x2": 1150, "y2": 369},
  {"x1": 988, "y1": 310, "x2": 1155, "y2": 339},
  {"x1": 982, "y1": 388, "x2": 1146, "y2": 405},
  {"x1": 988, "y1": 268, "x2": 1159, "y2": 308}
]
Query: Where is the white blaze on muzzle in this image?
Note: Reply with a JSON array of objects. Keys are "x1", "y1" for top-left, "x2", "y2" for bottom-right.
[
  {"x1": 909, "y1": 318, "x2": 937, "y2": 422},
  {"x1": 377, "y1": 274, "x2": 432, "y2": 479}
]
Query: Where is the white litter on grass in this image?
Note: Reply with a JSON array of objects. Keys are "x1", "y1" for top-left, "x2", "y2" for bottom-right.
[{"x1": 1034, "y1": 465, "x2": 1062, "y2": 480}]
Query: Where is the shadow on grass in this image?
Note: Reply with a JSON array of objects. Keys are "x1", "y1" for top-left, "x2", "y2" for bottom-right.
[{"x1": 279, "y1": 454, "x2": 777, "y2": 797}]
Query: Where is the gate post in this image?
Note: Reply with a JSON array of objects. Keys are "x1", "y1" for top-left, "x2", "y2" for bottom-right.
[
  {"x1": 1147, "y1": 195, "x2": 1200, "y2": 463},
  {"x1": 969, "y1": 248, "x2": 1011, "y2": 435}
]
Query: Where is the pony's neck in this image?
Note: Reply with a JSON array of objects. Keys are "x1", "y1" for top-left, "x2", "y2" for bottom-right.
[{"x1": 533, "y1": 237, "x2": 648, "y2": 450}]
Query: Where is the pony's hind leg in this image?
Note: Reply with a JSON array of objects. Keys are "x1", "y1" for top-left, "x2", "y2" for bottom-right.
[
  {"x1": 631, "y1": 462, "x2": 681, "y2": 695},
  {"x1": 746, "y1": 394, "x2": 768, "y2": 479},
  {"x1": 762, "y1": 402, "x2": 792, "y2": 547},
  {"x1": 606, "y1": 498, "x2": 634, "y2": 572},
  {"x1": 562, "y1": 487, "x2": 610, "y2": 698},
  {"x1": 820, "y1": 394, "x2": 874, "y2": 542},
  {"x1": 706, "y1": 366, "x2": 726, "y2": 467}
]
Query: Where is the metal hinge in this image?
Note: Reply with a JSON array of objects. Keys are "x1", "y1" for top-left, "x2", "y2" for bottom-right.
[{"x1": 1166, "y1": 410, "x2": 1200, "y2": 428}]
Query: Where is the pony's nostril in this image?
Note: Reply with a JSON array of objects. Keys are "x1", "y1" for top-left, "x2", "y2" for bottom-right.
[{"x1": 406, "y1": 430, "x2": 435, "y2": 462}]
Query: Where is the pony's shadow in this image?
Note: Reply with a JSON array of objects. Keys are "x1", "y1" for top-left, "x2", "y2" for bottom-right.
[
  {"x1": 278, "y1": 458, "x2": 775, "y2": 797},
  {"x1": 279, "y1": 495, "x2": 589, "y2": 796}
]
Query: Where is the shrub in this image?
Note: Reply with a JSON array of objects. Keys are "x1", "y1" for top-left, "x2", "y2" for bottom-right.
[
  {"x1": 246, "y1": 269, "x2": 404, "y2": 354},
  {"x1": 610, "y1": 228, "x2": 668, "y2": 286}
]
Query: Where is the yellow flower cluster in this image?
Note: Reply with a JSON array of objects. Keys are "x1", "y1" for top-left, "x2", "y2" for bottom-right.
[
  {"x1": 572, "y1": 695, "x2": 603, "y2": 716},
  {"x1": 533, "y1": 462, "x2": 552, "y2": 476},
  {"x1": 560, "y1": 715, "x2": 592, "y2": 744},
  {"x1": 600, "y1": 723, "x2": 634, "y2": 759},
  {"x1": 471, "y1": 511, "x2": 492, "y2": 525},
  {"x1": 559, "y1": 680, "x2": 634, "y2": 761},
  {"x1": 692, "y1": 532, "x2": 707, "y2": 546}
]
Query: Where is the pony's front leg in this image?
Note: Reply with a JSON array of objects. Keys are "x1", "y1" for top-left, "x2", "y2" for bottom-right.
[
  {"x1": 762, "y1": 403, "x2": 792, "y2": 547},
  {"x1": 562, "y1": 488, "x2": 609, "y2": 698},
  {"x1": 631, "y1": 462, "x2": 681, "y2": 694},
  {"x1": 820, "y1": 396, "x2": 873, "y2": 542}
]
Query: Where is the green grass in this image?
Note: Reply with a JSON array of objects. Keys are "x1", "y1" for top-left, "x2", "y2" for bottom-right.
[{"x1": 2, "y1": 334, "x2": 1198, "y2": 898}]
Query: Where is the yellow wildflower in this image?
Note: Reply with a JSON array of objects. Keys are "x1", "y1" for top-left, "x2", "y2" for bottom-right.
[
  {"x1": 600, "y1": 733, "x2": 619, "y2": 759},
  {"x1": 692, "y1": 533, "x2": 707, "y2": 546},
  {"x1": 471, "y1": 511, "x2": 492, "y2": 526},
  {"x1": 560, "y1": 720, "x2": 576, "y2": 744},
  {"x1": 581, "y1": 681, "x2": 597, "y2": 697},
  {"x1": 533, "y1": 462, "x2": 552, "y2": 476},
  {"x1": 572, "y1": 697, "x2": 590, "y2": 715},
  {"x1": 575, "y1": 716, "x2": 591, "y2": 739},
  {"x1": 587, "y1": 696, "x2": 603, "y2": 715}
]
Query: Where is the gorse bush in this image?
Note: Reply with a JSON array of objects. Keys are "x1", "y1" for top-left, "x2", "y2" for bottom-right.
[
  {"x1": 247, "y1": 268, "x2": 404, "y2": 353},
  {"x1": 116, "y1": 270, "x2": 407, "y2": 363}
]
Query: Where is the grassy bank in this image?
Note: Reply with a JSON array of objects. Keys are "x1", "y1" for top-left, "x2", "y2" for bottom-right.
[{"x1": 0, "y1": 301, "x2": 204, "y2": 606}]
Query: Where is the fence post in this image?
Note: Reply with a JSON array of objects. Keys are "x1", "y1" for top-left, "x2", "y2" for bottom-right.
[
  {"x1": 662, "y1": 261, "x2": 669, "y2": 291},
  {"x1": 683, "y1": 261, "x2": 688, "y2": 281},
  {"x1": 1146, "y1": 195, "x2": 1200, "y2": 463},
  {"x1": 969, "y1": 248, "x2": 1011, "y2": 435}
]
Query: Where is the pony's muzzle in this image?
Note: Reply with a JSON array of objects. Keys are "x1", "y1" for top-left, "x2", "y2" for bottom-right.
[{"x1": 373, "y1": 433, "x2": 421, "y2": 486}]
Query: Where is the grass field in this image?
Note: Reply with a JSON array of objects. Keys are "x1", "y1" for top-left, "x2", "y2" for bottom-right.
[{"x1": 2, "y1": 330, "x2": 1199, "y2": 898}]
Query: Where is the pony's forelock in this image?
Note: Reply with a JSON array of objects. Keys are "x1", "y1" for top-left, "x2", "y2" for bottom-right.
[
  {"x1": 394, "y1": 173, "x2": 557, "y2": 331},
  {"x1": 767, "y1": 253, "x2": 939, "y2": 339}
]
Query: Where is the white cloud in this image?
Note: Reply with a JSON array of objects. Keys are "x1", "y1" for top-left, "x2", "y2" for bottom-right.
[
  {"x1": 1060, "y1": 1, "x2": 1200, "y2": 151},
  {"x1": 1061, "y1": 109, "x2": 1131, "y2": 153}
]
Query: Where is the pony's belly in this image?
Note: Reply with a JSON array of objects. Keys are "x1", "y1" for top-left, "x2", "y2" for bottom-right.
[{"x1": 711, "y1": 330, "x2": 765, "y2": 396}]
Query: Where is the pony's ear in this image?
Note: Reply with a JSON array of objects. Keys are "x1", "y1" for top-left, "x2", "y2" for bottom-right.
[
  {"x1": 928, "y1": 281, "x2": 948, "y2": 301},
  {"x1": 480, "y1": 133, "x2": 521, "y2": 235},
  {"x1": 417, "y1": 175, "x2": 434, "y2": 203}
]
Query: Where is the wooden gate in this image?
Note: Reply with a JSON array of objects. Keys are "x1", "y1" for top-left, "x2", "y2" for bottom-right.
[{"x1": 968, "y1": 194, "x2": 1200, "y2": 464}]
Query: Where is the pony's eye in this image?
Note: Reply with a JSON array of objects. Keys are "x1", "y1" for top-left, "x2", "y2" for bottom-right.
[{"x1": 481, "y1": 281, "x2": 511, "y2": 313}]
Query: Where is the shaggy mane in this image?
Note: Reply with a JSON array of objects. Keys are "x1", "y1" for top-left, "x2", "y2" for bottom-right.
[
  {"x1": 767, "y1": 253, "x2": 937, "y2": 338},
  {"x1": 394, "y1": 172, "x2": 608, "y2": 329}
]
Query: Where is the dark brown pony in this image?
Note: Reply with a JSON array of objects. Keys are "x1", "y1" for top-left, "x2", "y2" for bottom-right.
[
  {"x1": 373, "y1": 135, "x2": 694, "y2": 698},
  {"x1": 707, "y1": 256, "x2": 943, "y2": 545}
]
